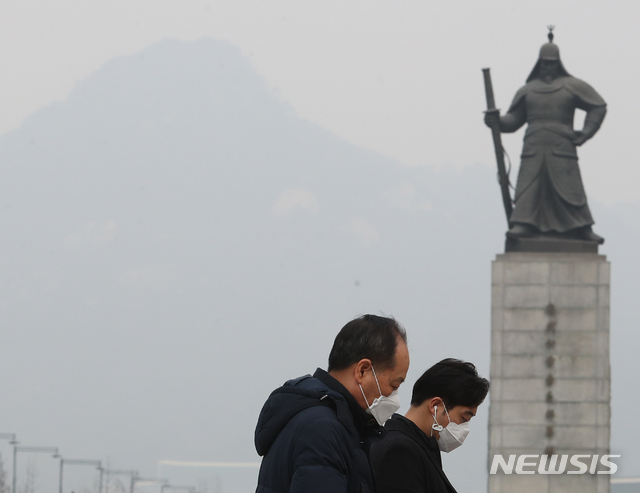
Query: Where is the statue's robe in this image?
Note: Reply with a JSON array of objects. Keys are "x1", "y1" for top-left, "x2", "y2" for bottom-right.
[{"x1": 508, "y1": 76, "x2": 606, "y2": 233}]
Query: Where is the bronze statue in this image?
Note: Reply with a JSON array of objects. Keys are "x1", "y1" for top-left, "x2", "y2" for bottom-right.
[{"x1": 484, "y1": 28, "x2": 606, "y2": 244}]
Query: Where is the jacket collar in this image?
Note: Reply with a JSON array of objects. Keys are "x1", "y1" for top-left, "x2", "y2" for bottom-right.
[
  {"x1": 386, "y1": 415, "x2": 457, "y2": 492},
  {"x1": 314, "y1": 368, "x2": 380, "y2": 438}
]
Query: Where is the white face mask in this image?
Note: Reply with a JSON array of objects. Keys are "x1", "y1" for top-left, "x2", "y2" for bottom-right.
[
  {"x1": 431, "y1": 403, "x2": 470, "y2": 453},
  {"x1": 359, "y1": 366, "x2": 401, "y2": 426}
]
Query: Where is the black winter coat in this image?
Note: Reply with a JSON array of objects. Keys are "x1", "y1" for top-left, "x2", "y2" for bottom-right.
[
  {"x1": 370, "y1": 415, "x2": 457, "y2": 493},
  {"x1": 255, "y1": 369, "x2": 383, "y2": 493}
]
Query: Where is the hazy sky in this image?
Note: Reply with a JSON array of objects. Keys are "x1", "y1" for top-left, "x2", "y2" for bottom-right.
[{"x1": 1, "y1": 0, "x2": 638, "y2": 205}]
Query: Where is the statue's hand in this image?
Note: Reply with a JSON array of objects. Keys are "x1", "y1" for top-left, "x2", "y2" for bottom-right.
[
  {"x1": 572, "y1": 130, "x2": 587, "y2": 147},
  {"x1": 484, "y1": 110, "x2": 500, "y2": 128}
]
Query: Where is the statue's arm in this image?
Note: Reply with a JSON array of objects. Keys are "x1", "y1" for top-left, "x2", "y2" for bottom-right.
[
  {"x1": 573, "y1": 105, "x2": 606, "y2": 146},
  {"x1": 567, "y1": 78, "x2": 607, "y2": 146},
  {"x1": 499, "y1": 100, "x2": 527, "y2": 133},
  {"x1": 484, "y1": 98, "x2": 526, "y2": 133}
]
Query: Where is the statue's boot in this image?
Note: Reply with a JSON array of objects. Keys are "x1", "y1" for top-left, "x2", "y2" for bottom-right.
[
  {"x1": 576, "y1": 226, "x2": 605, "y2": 244},
  {"x1": 506, "y1": 223, "x2": 536, "y2": 239}
]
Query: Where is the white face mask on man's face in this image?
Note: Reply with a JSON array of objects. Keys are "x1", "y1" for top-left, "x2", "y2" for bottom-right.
[
  {"x1": 431, "y1": 403, "x2": 470, "y2": 453},
  {"x1": 359, "y1": 366, "x2": 401, "y2": 426}
]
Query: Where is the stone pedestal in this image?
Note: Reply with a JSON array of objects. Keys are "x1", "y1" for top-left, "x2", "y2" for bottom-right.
[{"x1": 489, "y1": 252, "x2": 610, "y2": 493}]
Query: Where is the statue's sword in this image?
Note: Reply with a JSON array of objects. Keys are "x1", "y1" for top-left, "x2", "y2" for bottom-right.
[{"x1": 482, "y1": 68, "x2": 513, "y2": 224}]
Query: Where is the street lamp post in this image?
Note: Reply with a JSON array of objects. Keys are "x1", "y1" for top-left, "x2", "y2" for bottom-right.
[
  {"x1": 12, "y1": 446, "x2": 59, "y2": 493},
  {"x1": 0, "y1": 434, "x2": 18, "y2": 493},
  {"x1": 58, "y1": 458, "x2": 102, "y2": 493}
]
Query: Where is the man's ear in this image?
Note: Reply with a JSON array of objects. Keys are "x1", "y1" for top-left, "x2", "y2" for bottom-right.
[
  {"x1": 428, "y1": 397, "x2": 444, "y2": 416},
  {"x1": 354, "y1": 359, "x2": 372, "y2": 385}
]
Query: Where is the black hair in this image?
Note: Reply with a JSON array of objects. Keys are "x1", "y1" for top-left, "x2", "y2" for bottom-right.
[
  {"x1": 411, "y1": 358, "x2": 490, "y2": 408},
  {"x1": 327, "y1": 315, "x2": 407, "y2": 372}
]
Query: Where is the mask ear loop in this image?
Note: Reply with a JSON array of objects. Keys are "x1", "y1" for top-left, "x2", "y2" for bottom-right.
[
  {"x1": 371, "y1": 366, "x2": 383, "y2": 398},
  {"x1": 359, "y1": 384, "x2": 372, "y2": 409},
  {"x1": 443, "y1": 402, "x2": 452, "y2": 424},
  {"x1": 431, "y1": 404, "x2": 444, "y2": 436},
  {"x1": 359, "y1": 364, "x2": 379, "y2": 409}
]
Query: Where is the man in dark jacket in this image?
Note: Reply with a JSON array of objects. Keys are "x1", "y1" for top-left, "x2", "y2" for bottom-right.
[
  {"x1": 370, "y1": 359, "x2": 489, "y2": 493},
  {"x1": 254, "y1": 315, "x2": 410, "y2": 493}
]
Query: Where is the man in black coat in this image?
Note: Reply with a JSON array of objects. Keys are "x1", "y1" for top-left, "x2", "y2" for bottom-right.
[
  {"x1": 370, "y1": 359, "x2": 490, "y2": 493},
  {"x1": 254, "y1": 315, "x2": 411, "y2": 493}
]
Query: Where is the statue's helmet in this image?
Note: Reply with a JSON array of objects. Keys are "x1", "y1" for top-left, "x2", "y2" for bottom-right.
[
  {"x1": 539, "y1": 41, "x2": 560, "y2": 60},
  {"x1": 526, "y1": 27, "x2": 570, "y2": 82}
]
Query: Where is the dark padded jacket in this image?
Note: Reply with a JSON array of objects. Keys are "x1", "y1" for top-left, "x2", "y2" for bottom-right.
[
  {"x1": 255, "y1": 368, "x2": 383, "y2": 493},
  {"x1": 370, "y1": 415, "x2": 457, "y2": 493}
]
